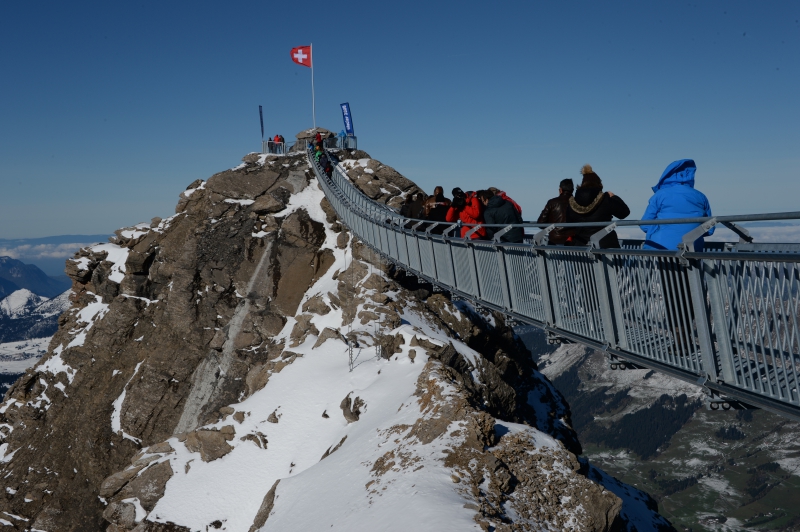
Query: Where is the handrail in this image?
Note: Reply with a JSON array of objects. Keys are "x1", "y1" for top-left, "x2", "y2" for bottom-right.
[{"x1": 309, "y1": 144, "x2": 800, "y2": 421}]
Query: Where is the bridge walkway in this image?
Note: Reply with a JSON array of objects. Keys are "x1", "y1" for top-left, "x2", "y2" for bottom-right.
[{"x1": 309, "y1": 146, "x2": 800, "y2": 421}]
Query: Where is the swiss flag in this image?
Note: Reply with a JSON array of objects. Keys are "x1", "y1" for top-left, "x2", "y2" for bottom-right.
[{"x1": 291, "y1": 45, "x2": 312, "y2": 67}]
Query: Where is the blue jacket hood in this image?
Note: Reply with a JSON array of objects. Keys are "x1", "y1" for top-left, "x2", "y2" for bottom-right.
[{"x1": 653, "y1": 159, "x2": 696, "y2": 193}]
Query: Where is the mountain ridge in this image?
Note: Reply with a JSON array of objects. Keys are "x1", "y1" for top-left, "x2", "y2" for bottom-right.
[
  {"x1": 0, "y1": 256, "x2": 71, "y2": 298},
  {"x1": 0, "y1": 289, "x2": 70, "y2": 344}
]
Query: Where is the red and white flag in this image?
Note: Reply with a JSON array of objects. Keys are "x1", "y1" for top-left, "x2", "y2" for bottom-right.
[{"x1": 291, "y1": 45, "x2": 312, "y2": 67}]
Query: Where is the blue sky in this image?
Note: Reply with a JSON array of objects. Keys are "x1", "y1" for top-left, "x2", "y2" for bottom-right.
[{"x1": 1, "y1": 1, "x2": 798, "y2": 239}]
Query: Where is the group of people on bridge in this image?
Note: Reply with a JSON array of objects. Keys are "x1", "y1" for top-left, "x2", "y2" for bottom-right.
[
  {"x1": 400, "y1": 186, "x2": 525, "y2": 242},
  {"x1": 314, "y1": 139, "x2": 337, "y2": 179},
  {"x1": 399, "y1": 159, "x2": 713, "y2": 252}
]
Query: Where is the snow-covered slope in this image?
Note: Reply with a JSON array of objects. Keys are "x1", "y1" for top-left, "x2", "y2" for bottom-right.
[
  {"x1": 30, "y1": 290, "x2": 70, "y2": 319},
  {"x1": 0, "y1": 289, "x2": 48, "y2": 319},
  {"x1": 0, "y1": 288, "x2": 70, "y2": 348}
]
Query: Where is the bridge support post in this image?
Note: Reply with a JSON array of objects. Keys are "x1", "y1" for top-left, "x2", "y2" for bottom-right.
[
  {"x1": 590, "y1": 225, "x2": 621, "y2": 347},
  {"x1": 536, "y1": 248, "x2": 557, "y2": 328},
  {"x1": 496, "y1": 246, "x2": 513, "y2": 312},
  {"x1": 686, "y1": 259, "x2": 719, "y2": 381},
  {"x1": 702, "y1": 259, "x2": 737, "y2": 383},
  {"x1": 605, "y1": 254, "x2": 629, "y2": 350},
  {"x1": 592, "y1": 252, "x2": 620, "y2": 348},
  {"x1": 425, "y1": 231, "x2": 438, "y2": 281},
  {"x1": 469, "y1": 243, "x2": 481, "y2": 299},
  {"x1": 444, "y1": 225, "x2": 459, "y2": 292},
  {"x1": 680, "y1": 224, "x2": 721, "y2": 382}
]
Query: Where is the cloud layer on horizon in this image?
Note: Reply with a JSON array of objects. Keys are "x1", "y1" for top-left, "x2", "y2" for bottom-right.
[
  {"x1": 615, "y1": 225, "x2": 800, "y2": 244},
  {"x1": 0, "y1": 242, "x2": 99, "y2": 261}
]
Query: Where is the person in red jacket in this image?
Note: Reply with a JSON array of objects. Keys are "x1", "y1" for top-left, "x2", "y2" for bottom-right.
[{"x1": 446, "y1": 188, "x2": 487, "y2": 239}]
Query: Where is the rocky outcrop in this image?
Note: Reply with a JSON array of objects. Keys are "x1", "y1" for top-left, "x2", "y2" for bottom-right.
[
  {"x1": 338, "y1": 153, "x2": 422, "y2": 210},
  {"x1": 0, "y1": 144, "x2": 671, "y2": 531},
  {"x1": 0, "y1": 152, "x2": 332, "y2": 530}
]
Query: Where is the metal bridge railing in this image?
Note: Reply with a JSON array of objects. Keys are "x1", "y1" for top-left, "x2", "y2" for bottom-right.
[
  {"x1": 262, "y1": 141, "x2": 288, "y2": 155},
  {"x1": 308, "y1": 145, "x2": 800, "y2": 420},
  {"x1": 266, "y1": 136, "x2": 358, "y2": 155}
]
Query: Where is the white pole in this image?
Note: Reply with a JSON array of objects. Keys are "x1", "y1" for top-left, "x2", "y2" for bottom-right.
[{"x1": 311, "y1": 43, "x2": 316, "y2": 129}]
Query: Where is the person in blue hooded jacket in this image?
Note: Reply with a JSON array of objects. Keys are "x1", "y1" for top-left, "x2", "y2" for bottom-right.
[{"x1": 641, "y1": 159, "x2": 714, "y2": 251}]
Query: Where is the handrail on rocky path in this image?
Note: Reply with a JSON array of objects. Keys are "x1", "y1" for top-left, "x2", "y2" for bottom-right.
[{"x1": 309, "y1": 144, "x2": 800, "y2": 422}]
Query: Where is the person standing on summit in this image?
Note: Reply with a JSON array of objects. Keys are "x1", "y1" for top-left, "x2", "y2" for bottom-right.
[
  {"x1": 640, "y1": 159, "x2": 713, "y2": 251},
  {"x1": 566, "y1": 165, "x2": 630, "y2": 248}
]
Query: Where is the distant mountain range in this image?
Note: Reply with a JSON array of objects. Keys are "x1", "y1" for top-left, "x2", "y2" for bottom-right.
[
  {"x1": 0, "y1": 256, "x2": 72, "y2": 298},
  {"x1": 0, "y1": 288, "x2": 70, "y2": 344},
  {"x1": 0, "y1": 252, "x2": 86, "y2": 385},
  {"x1": 0, "y1": 234, "x2": 110, "y2": 277}
]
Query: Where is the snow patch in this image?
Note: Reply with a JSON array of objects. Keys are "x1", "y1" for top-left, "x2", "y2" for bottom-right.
[
  {"x1": 111, "y1": 362, "x2": 144, "y2": 444},
  {"x1": 89, "y1": 243, "x2": 129, "y2": 283},
  {"x1": 182, "y1": 181, "x2": 206, "y2": 198},
  {"x1": 38, "y1": 344, "x2": 77, "y2": 384},
  {"x1": 0, "y1": 289, "x2": 47, "y2": 318}
]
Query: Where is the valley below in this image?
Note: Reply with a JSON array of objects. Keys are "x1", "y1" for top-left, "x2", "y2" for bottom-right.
[{"x1": 518, "y1": 326, "x2": 800, "y2": 531}]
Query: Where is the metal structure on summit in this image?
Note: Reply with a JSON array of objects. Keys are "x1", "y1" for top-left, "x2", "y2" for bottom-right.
[{"x1": 308, "y1": 145, "x2": 800, "y2": 422}]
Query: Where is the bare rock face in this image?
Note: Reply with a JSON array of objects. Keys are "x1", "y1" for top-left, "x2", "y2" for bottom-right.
[
  {"x1": 247, "y1": 479, "x2": 280, "y2": 532},
  {"x1": 338, "y1": 154, "x2": 423, "y2": 209},
  {"x1": 184, "y1": 429, "x2": 233, "y2": 462},
  {"x1": 0, "y1": 152, "x2": 332, "y2": 530},
  {"x1": 340, "y1": 394, "x2": 364, "y2": 423},
  {"x1": 302, "y1": 294, "x2": 331, "y2": 315}
]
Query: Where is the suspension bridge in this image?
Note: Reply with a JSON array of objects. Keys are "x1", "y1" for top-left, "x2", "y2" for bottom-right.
[{"x1": 309, "y1": 146, "x2": 800, "y2": 422}]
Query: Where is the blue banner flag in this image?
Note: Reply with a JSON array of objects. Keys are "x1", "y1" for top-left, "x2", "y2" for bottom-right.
[
  {"x1": 340, "y1": 102, "x2": 354, "y2": 136},
  {"x1": 259, "y1": 105, "x2": 264, "y2": 140}
]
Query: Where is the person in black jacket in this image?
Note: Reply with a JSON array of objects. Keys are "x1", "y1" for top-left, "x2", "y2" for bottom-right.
[
  {"x1": 477, "y1": 190, "x2": 524, "y2": 243},
  {"x1": 400, "y1": 193, "x2": 426, "y2": 229},
  {"x1": 318, "y1": 152, "x2": 333, "y2": 177},
  {"x1": 566, "y1": 165, "x2": 630, "y2": 248},
  {"x1": 537, "y1": 178, "x2": 575, "y2": 245}
]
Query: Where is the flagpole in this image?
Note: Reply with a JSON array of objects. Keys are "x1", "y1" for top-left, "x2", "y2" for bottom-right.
[{"x1": 311, "y1": 43, "x2": 316, "y2": 129}]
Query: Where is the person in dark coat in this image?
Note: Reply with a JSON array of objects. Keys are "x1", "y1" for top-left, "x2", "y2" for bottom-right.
[
  {"x1": 422, "y1": 186, "x2": 451, "y2": 235},
  {"x1": 399, "y1": 195, "x2": 415, "y2": 217},
  {"x1": 566, "y1": 165, "x2": 630, "y2": 248},
  {"x1": 537, "y1": 178, "x2": 575, "y2": 245},
  {"x1": 487, "y1": 187, "x2": 522, "y2": 216},
  {"x1": 478, "y1": 190, "x2": 524, "y2": 243},
  {"x1": 318, "y1": 152, "x2": 332, "y2": 177},
  {"x1": 400, "y1": 193, "x2": 426, "y2": 229}
]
